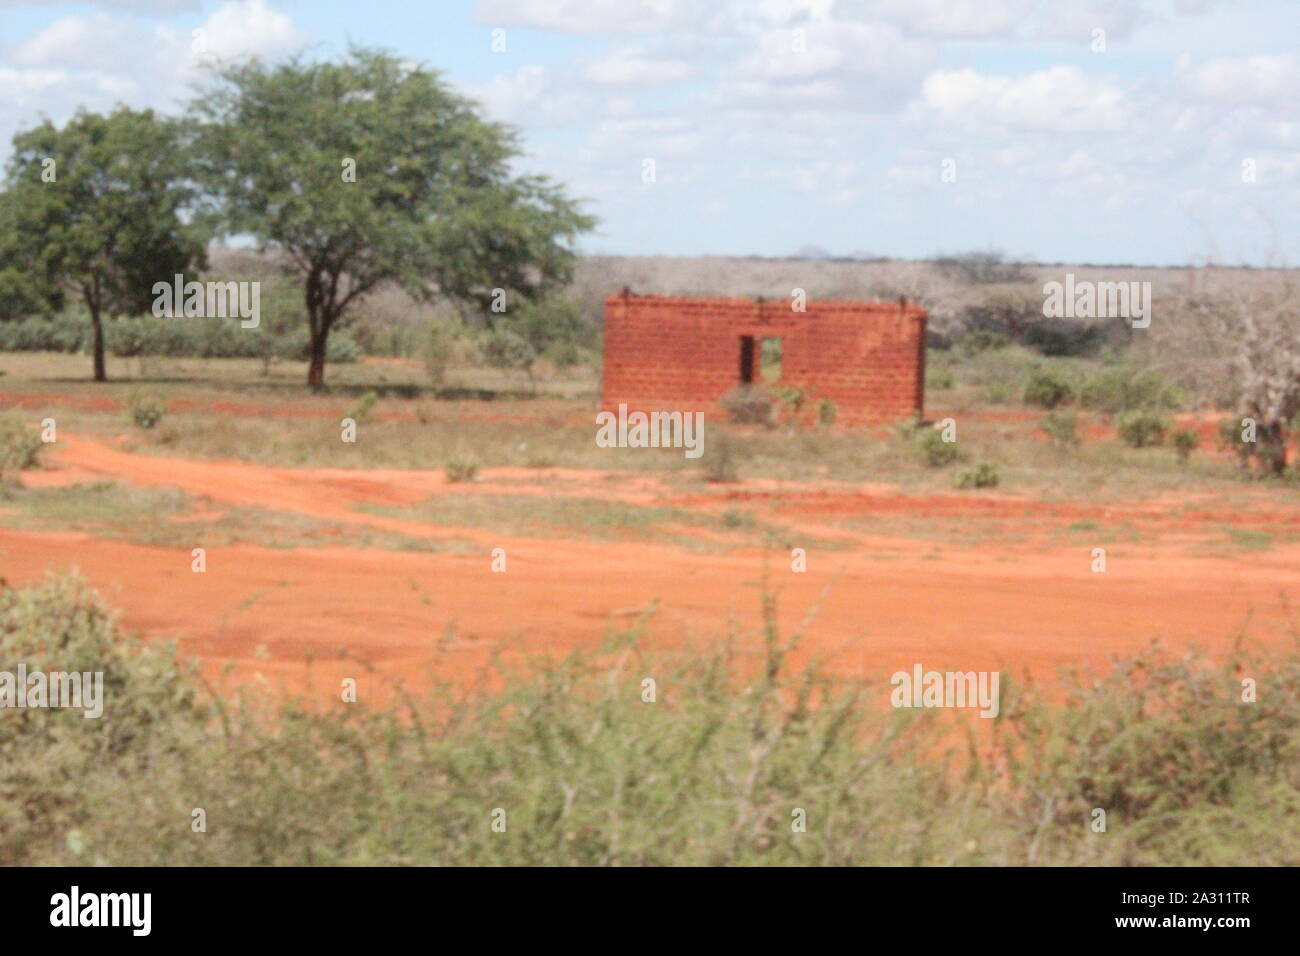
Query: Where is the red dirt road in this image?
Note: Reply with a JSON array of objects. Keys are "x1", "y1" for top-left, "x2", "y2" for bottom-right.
[{"x1": 2, "y1": 433, "x2": 1297, "y2": 701}]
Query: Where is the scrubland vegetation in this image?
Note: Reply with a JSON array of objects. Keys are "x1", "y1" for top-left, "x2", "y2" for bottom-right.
[{"x1": 2, "y1": 573, "x2": 1295, "y2": 866}]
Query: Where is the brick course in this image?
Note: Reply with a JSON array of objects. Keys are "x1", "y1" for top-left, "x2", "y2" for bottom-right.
[{"x1": 601, "y1": 293, "x2": 927, "y2": 425}]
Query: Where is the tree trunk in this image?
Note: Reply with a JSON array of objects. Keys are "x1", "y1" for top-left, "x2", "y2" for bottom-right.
[
  {"x1": 91, "y1": 306, "x2": 107, "y2": 382},
  {"x1": 307, "y1": 324, "x2": 329, "y2": 389},
  {"x1": 1262, "y1": 423, "x2": 1288, "y2": 475}
]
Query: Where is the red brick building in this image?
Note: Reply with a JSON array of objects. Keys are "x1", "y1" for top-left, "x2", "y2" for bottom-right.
[{"x1": 600, "y1": 293, "x2": 927, "y2": 425}]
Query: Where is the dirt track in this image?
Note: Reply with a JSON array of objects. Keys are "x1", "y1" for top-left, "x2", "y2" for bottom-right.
[{"x1": 2, "y1": 431, "x2": 1295, "y2": 700}]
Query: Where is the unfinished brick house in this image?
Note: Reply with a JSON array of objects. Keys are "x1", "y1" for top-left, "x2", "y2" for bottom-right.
[{"x1": 600, "y1": 292, "x2": 927, "y2": 425}]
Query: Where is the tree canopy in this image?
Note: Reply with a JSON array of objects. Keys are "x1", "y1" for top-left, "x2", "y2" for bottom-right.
[
  {"x1": 190, "y1": 45, "x2": 596, "y2": 387},
  {"x1": 1, "y1": 107, "x2": 206, "y2": 380}
]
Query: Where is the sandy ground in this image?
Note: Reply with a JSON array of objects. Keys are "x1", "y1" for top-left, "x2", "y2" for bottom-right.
[{"x1": 2, "y1": 429, "x2": 1297, "y2": 702}]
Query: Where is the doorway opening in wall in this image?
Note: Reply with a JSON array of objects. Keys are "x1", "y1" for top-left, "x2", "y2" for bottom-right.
[
  {"x1": 739, "y1": 335, "x2": 755, "y2": 384},
  {"x1": 760, "y1": 336, "x2": 783, "y2": 383}
]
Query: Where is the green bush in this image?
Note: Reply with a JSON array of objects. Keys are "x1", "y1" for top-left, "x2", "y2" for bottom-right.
[
  {"x1": 1217, "y1": 416, "x2": 1287, "y2": 473},
  {"x1": 0, "y1": 310, "x2": 360, "y2": 363},
  {"x1": 955, "y1": 462, "x2": 1000, "y2": 488},
  {"x1": 346, "y1": 390, "x2": 380, "y2": 423},
  {"x1": 2, "y1": 572, "x2": 1296, "y2": 865},
  {"x1": 916, "y1": 428, "x2": 960, "y2": 467},
  {"x1": 1172, "y1": 428, "x2": 1199, "y2": 463},
  {"x1": 1079, "y1": 366, "x2": 1181, "y2": 414},
  {"x1": 959, "y1": 329, "x2": 1010, "y2": 356},
  {"x1": 445, "y1": 456, "x2": 480, "y2": 483},
  {"x1": 1116, "y1": 409, "x2": 1169, "y2": 448},
  {"x1": 1041, "y1": 409, "x2": 1080, "y2": 447},
  {"x1": 127, "y1": 390, "x2": 166, "y2": 430},
  {"x1": 1023, "y1": 369, "x2": 1075, "y2": 409},
  {"x1": 1218, "y1": 417, "x2": 1254, "y2": 465},
  {"x1": 1022, "y1": 318, "x2": 1106, "y2": 357},
  {"x1": 984, "y1": 382, "x2": 1014, "y2": 404},
  {"x1": 0, "y1": 412, "x2": 43, "y2": 471},
  {"x1": 816, "y1": 397, "x2": 837, "y2": 426},
  {"x1": 926, "y1": 366, "x2": 956, "y2": 390},
  {"x1": 772, "y1": 385, "x2": 806, "y2": 417}
]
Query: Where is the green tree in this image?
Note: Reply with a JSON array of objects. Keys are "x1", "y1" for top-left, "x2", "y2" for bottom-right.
[
  {"x1": 0, "y1": 108, "x2": 207, "y2": 381},
  {"x1": 190, "y1": 46, "x2": 595, "y2": 388}
]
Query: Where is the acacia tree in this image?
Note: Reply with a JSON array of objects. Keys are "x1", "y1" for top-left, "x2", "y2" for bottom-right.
[
  {"x1": 0, "y1": 108, "x2": 206, "y2": 381},
  {"x1": 1168, "y1": 271, "x2": 1300, "y2": 475},
  {"x1": 190, "y1": 46, "x2": 595, "y2": 388}
]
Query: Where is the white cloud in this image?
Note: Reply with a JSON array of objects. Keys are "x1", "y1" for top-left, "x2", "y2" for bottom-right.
[
  {"x1": 869, "y1": 0, "x2": 1030, "y2": 39},
  {"x1": 585, "y1": 49, "x2": 691, "y2": 85},
  {"x1": 471, "y1": 65, "x2": 587, "y2": 125},
  {"x1": 909, "y1": 65, "x2": 1132, "y2": 134},
  {"x1": 475, "y1": 0, "x2": 696, "y2": 35},
  {"x1": 192, "y1": 0, "x2": 306, "y2": 61},
  {"x1": 0, "y1": 0, "x2": 201, "y2": 10},
  {"x1": 1176, "y1": 52, "x2": 1300, "y2": 108}
]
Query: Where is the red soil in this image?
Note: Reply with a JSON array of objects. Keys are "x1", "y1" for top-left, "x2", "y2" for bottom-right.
[{"x1": 2, "y1": 430, "x2": 1296, "y2": 707}]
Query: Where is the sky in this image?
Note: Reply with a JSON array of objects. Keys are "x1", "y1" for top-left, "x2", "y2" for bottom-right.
[{"x1": 0, "y1": 0, "x2": 1297, "y2": 265}]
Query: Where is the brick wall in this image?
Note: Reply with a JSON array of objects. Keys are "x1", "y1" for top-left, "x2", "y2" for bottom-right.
[{"x1": 601, "y1": 293, "x2": 927, "y2": 425}]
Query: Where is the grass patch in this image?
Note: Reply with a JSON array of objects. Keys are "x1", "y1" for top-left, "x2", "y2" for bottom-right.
[
  {"x1": 0, "y1": 482, "x2": 467, "y2": 552},
  {"x1": 1222, "y1": 528, "x2": 1273, "y2": 551},
  {"x1": 355, "y1": 493, "x2": 824, "y2": 552}
]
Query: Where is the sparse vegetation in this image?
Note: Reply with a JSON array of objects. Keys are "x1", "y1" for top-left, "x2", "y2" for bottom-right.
[
  {"x1": 444, "y1": 456, "x2": 480, "y2": 483},
  {"x1": 127, "y1": 389, "x2": 166, "y2": 429},
  {"x1": 955, "y1": 462, "x2": 1000, "y2": 489},
  {"x1": 0, "y1": 411, "x2": 42, "y2": 471},
  {"x1": 1116, "y1": 409, "x2": 1169, "y2": 448},
  {"x1": 1023, "y1": 369, "x2": 1075, "y2": 409},
  {"x1": 915, "y1": 428, "x2": 960, "y2": 468},
  {"x1": 1041, "y1": 409, "x2": 1081, "y2": 447},
  {"x1": 2, "y1": 572, "x2": 1295, "y2": 866},
  {"x1": 1173, "y1": 428, "x2": 1200, "y2": 463},
  {"x1": 720, "y1": 384, "x2": 776, "y2": 427}
]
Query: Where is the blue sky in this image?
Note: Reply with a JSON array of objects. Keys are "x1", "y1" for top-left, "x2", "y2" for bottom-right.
[{"x1": 1, "y1": 0, "x2": 1297, "y2": 265}]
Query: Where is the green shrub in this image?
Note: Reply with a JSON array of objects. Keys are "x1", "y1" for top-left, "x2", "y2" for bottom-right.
[
  {"x1": 1218, "y1": 417, "x2": 1254, "y2": 465},
  {"x1": 445, "y1": 456, "x2": 480, "y2": 483},
  {"x1": 1, "y1": 573, "x2": 1297, "y2": 866},
  {"x1": 1022, "y1": 318, "x2": 1106, "y2": 357},
  {"x1": 890, "y1": 413, "x2": 926, "y2": 440},
  {"x1": 772, "y1": 385, "x2": 806, "y2": 417},
  {"x1": 926, "y1": 366, "x2": 956, "y2": 390},
  {"x1": 984, "y1": 382, "x2": 1014, "y2": 404},
  {"x1": 916, "y1": 428, "x2": 960, "y2": 467},
  {"x1": 955, "y1": 462, "x2": 1000, "y2": 488},
  {"x1": 480, "y1": 327, "x2": 537, "y2": 377},
  {"x1": 959, "y1": 329, "x2": 1010, "y2": 356},
  {"x1": 702, "y1": 431, "x2": 740, "y2": 482},
  {"x1": 1172, "y1": 428, "x2": 1199, "y2": 463},
  {"x1": 720, "y1": 385, "x2": 776, "y2": 427},
  {"x1": 0, "y1": 412, "x2": 42, "y2": 471},
  {"x1": 1116, "y1": 409, "x2": 1169, "y2": 448},
  {"x1": 127, "y1": 390, "x2": 166, "y2": 430},
  {"x1": 816, "y1": 397, "x2": 837, "y2": 426},
  {"x1": 1216, "y1": 416, "x2": 1287, "y2": 473},
  {"x1": 1041, "y1": 409, "x2": 1080, "y2": 447},
  {"x1": 346, "y1": 390, "x2": 380, "y2": 423},
  {"x1": 1023, "y1": 369, "x2": 1075, "y2": 409},
  {"x1": 1079, "y1": 366, "x2": 1181, "y2": 414},
  {"x1": 0, "y1": 308, "x2": 361, "y2": 364}
]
